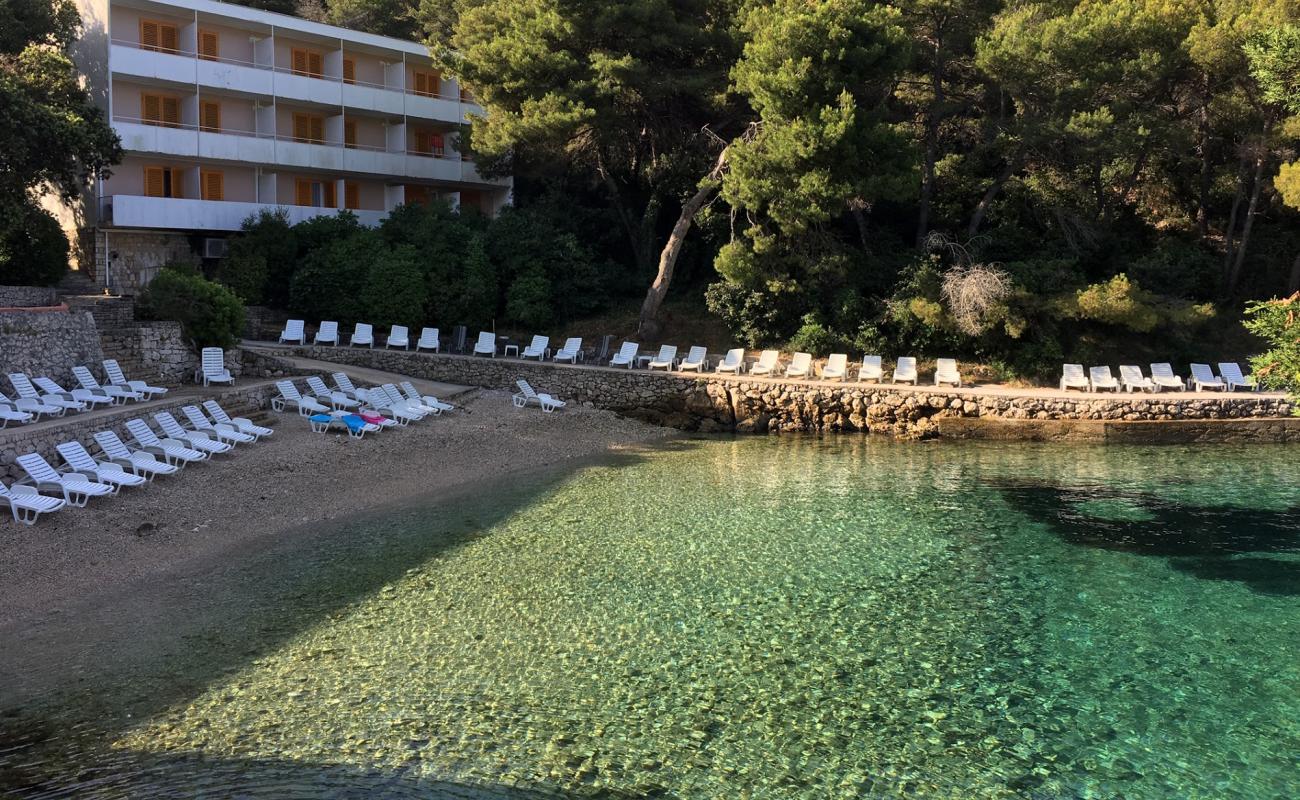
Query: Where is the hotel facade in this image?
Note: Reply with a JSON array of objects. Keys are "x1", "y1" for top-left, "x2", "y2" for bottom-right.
[{"x1": 61, "y1": 0, "x2": 512, "y2": 291}]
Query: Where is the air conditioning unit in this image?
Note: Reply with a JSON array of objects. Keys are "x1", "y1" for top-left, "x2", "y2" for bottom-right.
[{"x1": 203, "y1": 238, "x2": 229, "y2": 259}]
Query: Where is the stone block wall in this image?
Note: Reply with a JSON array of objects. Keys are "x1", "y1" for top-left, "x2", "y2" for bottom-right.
[
  {"x1": 0, "y1": 286, "x2": 59, "y2": 308},
  {"x1": 92, "y1": 231, "x2": 199, "y2": 295},
  {"x1": 0, "y1": 310, "x2": 105, "y2": 386},
  {"x1": 63, "y1": 296, "x2": 198, "y2": 386}
]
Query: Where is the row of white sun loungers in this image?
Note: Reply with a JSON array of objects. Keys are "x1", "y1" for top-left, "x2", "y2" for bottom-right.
[
  {"x1": 280, "y1": 320, "x2": 442, "y2": 351},
  {"x1": 1061, "y1": 362, "x2": 1258, "y2": 393},
  {"x1": 0, "y1": 401, "x2": 271, "y2": 526},
  {"x1": 1, "y1": 361, "x2": 168, "y2": 426},
  {"x1": 272, "y1": 374, "x2": 458, "y2": 438}
]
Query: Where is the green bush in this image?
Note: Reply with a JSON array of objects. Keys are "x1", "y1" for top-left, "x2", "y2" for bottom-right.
[
  {"x1": 456, "y1": 235, "x2": 498, "y2": 327},
  {"x1": 225, "y1": 210, "x2": 297, "y2": 306},
  {"x1": 288, "y1": 231, "x2": 373, "y2": 323},
  {"x1": 138, "y1": 266, "x2": 245, "y2": 348},
  {"x1": 361, "y1": 245, "x2": 426, "y2": 328},
  {"x1": 1244, "y1": 294, "x2": 1300, "y2": 402},
  {"x1": 788, "y1": 314, "x2": 850, "y2": 355},
  {"x1": 505, "y1": 266, "x2": 554, "y2": 328},
  {"x1": 218, "y1": 248, "x2": 268, "y2": 305},
  {"x1": 0, "y1": 205, "x2": 69, "y2": 287}
]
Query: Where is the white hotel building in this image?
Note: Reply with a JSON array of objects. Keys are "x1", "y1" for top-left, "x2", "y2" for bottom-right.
[{"x1": 62, "y1": 0, "x2": 512, "y2": 290}]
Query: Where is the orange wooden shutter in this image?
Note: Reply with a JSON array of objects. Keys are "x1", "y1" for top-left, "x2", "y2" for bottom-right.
[
  {"x1": 142, "y1": 93, "x2": 161, "y2": 124},
  {"x1": 160, "y1": 24, "x2": 179, "y2": 53},
  {"x1": 344, "y1": 182, "x2": 359, "y2": 209},
  {"x1": 200, "y1": 101, "x2": 220, "y2": 132},
  {"x1": 168, "y1": 168, "x2": 181, "y2": 198},
  {"x1": 343, "y1": 58, "x2": 355, "y2": 84},
  {"x1": 292, "y1": 48, "x2": 308, "y2": 75},
  {"x1": 293, "y1": 113, "x2": 311, "y2": 142},
  {"x1": 344, "y1": 119, "x2": 356, "y2": 147},
  {"x1": 202, "y1": 170, "x2": 224, "y2": 201},
  {"x1": 414, "y1": 71, "x2": 436, "y2": 96},
  {"x1": 140, "y1": 20, "x2": 159, "y2": 50},
  {"x1": 145, "y1": 166, "x2": 164, "y2": 197},
  {"x1": 308, "y1": 52, "x2": 323, "y2": 76},
  {"x1": 199, "y1": 30, "x2": 219, "y2": 60},
  {"x1": 161, "y1": 96, "x2": 180, "y2": 127},
  {"x1": 295, "y1": 179, "x2": 311, "y2": 206},
  {"x1": 309, "y1": 116, "x2": 324, "y2": 143}
]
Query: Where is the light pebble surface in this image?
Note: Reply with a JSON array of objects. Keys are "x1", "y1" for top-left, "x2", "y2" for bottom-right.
[{"x1": 0, "y1": 389, "x2": 673, "y2": 628}]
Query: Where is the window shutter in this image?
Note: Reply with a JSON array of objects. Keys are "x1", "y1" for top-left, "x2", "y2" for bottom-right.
[
  {"x1": 145, "y1": 167, "x2": 164, "y2": 197},
  {"x1": 308, "y1": 52, "x2": 323, "y2": 77},
  {"x1": 295, "y1": 179, "x2": 311, "y2": 206},
  {"x1": 309, "y1": 116, "x2": 324, "y2": 143},
  {"x1": 323, "y1": 181, "x2": 336, "y2": 208},
  {"x1": 162, "y1": 97, "x2": 180, "y2": 127},
  {"x1": 345, "y1": 182, "x2": 359, "y2": 209},
  {"x1": 343, "y1": 59, "x2": 355, "y2": 84},
  {"x1": 199, "y1": 30, "x2": 218, "y2": 60},
  {"x1": 344, "y1": 120, "x2": 357, "y2": 147},
  {"x1": 142, "y1": 93, "x2": 161, "y2": 124},
  {"x1": 140, "y1": 20, "x2": 159, "y2": 50},
  {"x1": 201, "y1": 101, "x2": 220, "y2": 132},
  {"x1": 165, "y1": 168, "x2": 181, "y2": 198},
  {"x1": 431, "y1": 133, "x2": 444, "y2": 156},
  {"x1": 203, "y1": 171, "x2": 224, "y2": 201},
  {"x1": 413, "y1": 72, "x2": 428, "y2": 96},
  {"x1": 292, "y1": 48, "x2": 308, "y2": 75},
  {"x1": 428, "y1": 71, "x2": 440, "y2": 96},
  {"x1": 160, "y1": 24, "x2": 179, "y2": 53},
  {"x1": 293, "y1": 113, "x2": 308, "y2": 142}
]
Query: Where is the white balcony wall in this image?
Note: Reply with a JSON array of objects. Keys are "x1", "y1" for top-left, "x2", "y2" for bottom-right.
[
  {"x1": 274, "y1": 72, "x2": 343, "y2": 107},
  {"x1": 197, "y1": 59, "x2": 274, "y2": 95},
  {"x1": 404, "y1": 94, "x2": 465, "y2": 125},
  {"x1": 109, "y1": 195, "x2": 385, "y2": 231},
  {"x1": 112, "y1": 44, "x2": 197, "y2": 84},
  {"x1": 342, "y1": 82, "x2": 405, "y2": 115},
  {"x1": 198, "y1": 131, "x2": 276, "y2": 162},
  {"x1": 276, "y1": 140, "x2": 346, "y2": 172},
  {"x1": 114, "y1": 120, "x2": 198, "y2": 157}
]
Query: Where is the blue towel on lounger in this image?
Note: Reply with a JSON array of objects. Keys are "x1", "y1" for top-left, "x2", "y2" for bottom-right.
[{"x1": 341, "y1": 414, "x2": 367, "y2": 432}]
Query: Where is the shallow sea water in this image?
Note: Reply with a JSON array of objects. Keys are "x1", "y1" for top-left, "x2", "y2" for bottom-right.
[{"x1": 1, "y1": 436, "x2": 1297, "y2": 798}]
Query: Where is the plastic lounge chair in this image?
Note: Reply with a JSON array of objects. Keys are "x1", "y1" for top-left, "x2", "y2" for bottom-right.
[
  {"x1": 0, "y1": 390, "x2": 60, "y2": 420},
  {"x1": 386, "y1": 325, "x2": 410, "y2": 349},
  {"x1": 103, "y1": 360, "x2": 166, "y2": 399},
  {"x1": 56, "y1": 441, "x2": 146, "y2": 492},
  {"x1": 750, "y1": 350, "x2": 780, "y2": 376},
  {"x1": 785, "y1": 352, "x2": 812, "y2": 379},
  {"x1": 553, "y1": 338, "x2": 583, "y2": 363},
  {"x1": 308, "y1": 413, "x2": 338, "y2": 435},
  {"x1": 350, "y1": 323, "x2": 375, "y2": 348},
  {"x1": 1149, "y1": 363, "x2": 1184, "y2": 392},
  {"x1": 341, "y1": 414, "x2": 380, "y2": 438},
  {"x1": 332, "y1": 372, "x2": 363, "y2": 400},
  {"x1": 935, "y1": 359, "x2": 962, "y2": 387},
  {"x1": 365, "y1": 386, "x2": 423, "y2": 425},
  {"x1": 648, "y1": 345, "x2": 678, "y2": 371},
  {"x1": 380, "y1": 384, "x2": 433, "y2": 419},
  {"x1": 279, "y1": 319, "x2": 305, "y2": 345},
  {"x1": 0, "y1": 401, "x2": 33, "y2": 428},
  {"x1": 716, "y1": 348, "x2": 745, "y2": 375},
  {"x1": 416, "y1": 327, "x2": 440, "y2": 352},
  {"x1": 1189, "y1": 363, "x2": 1225, "y2": 392},
  {"x1": 1060, "y1": 364, "x2": 1089, "y2": 392},
  {"x1": 0, "y1": 480, "x2": 65, "y2": 525},
  {"x1": 400, "y1": 381, "x2": 455, "y2": 414},
  {"x1": 182, "y1": 405, "x2": 255, "y2": 445},
  {"x1": 859, "y1": 356, "x2": 883, "y2": 383},
  {"x1": 314, "y1": 321, "x2": 339, "y2": 346},
  {"x1": 680, "y1": 346, "x2": 709, "y2": 373},
  {"x1": 1119, "y1": 365, "x2": 1155, "y2": 393},
  {"x1": 306, "y1": 375, "x2": 360, "y2": 411},
  {"x1": 513, "y1": 379, "x2": 566, "y2": 412},
  {"x1": 1218, "y1": 362, "x2": 1257, "y2": 392},
  {"x1": 155, "y1": 411, "x2": 233, "y2": 455},
  {"x1": 472, "y1": 331, "x2": 497, "y2": 357},
  {"x1": 202, "y1": 400, "x2": 273, "y2": 440},
  {"x1": 16, "y1": 452, "x2": 113, "y2": 507},
  {"x1": 1089, "y1": 366, "x2": 1120, "y2": 393},
  {"x1": 10, "y1": 373, "x2": 84, "y2": 414},
  {"x1": 198, "y1": 348, "x2": 233, "y2": 387},
  {"x1": 609, "y1": 342, "x2": 640, "y2": 369},
  {"x1": 34, "y1": 376, "x2": 112, "y2": 409},
  {"x1": 93, "y1": 430, "x2": 181, "y2": 479},
  {"x1": 590, "y1": 335, "x2": 615, "y2": 365},
  {"x1": 451, "y1": 326, "x2": 468, "y2": 354},
  {"x1": 892, "y1": 357, "x2": 919, "y2": 385},
  {"x1": 273, "y1": 381, "x2": 330, "y2": 416},
  {"x1": 521, "y1": 335, "x2": 550, "y2": 360},
  {"x1": 822, "y1": 354, "x2": 848, "y2": 382},
  {"x1": 73, "y1": 365, "x2": 142, "y2": 405}
]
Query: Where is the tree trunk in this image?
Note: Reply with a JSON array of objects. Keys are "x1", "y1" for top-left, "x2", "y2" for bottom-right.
[
  {"x1": 1223, "y1": 151, "x2": 1249, "y2": 278},
  {"x1": 849, "y1": 198, "x2": 871, "y2": 252},
  {"x1": 1195, "y1": 79, "x2": 1212, "y2": 240},
  {"x1": 967, "y1": 161, "x2": 1015, "y2": 238},
  {"x1": 1228, "y1": 120, "x2": 1272, "y2": 296},
  {"x1": 638, "y1": 148, "x2": 730, "y2": 337},
  {"x1": 915, "y1": 42, "x2": 944, "y2": 249},
  {"x1": 596, "y1": 157, "x2": 656, "y2": 275}
]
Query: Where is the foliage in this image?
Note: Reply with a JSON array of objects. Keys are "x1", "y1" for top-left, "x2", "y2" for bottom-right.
[
  {"x1": 360, "y1": 245, "x2": 426, "y2": 327},
  {"x1": 789, "y1": 315, "x2": 852, "y2": 356},
  {"x1": 287, "y1": 229, "x2": 374, "y2": 323},
  {"x1": 138, "y1": 267, "x2": 246, "y2": 348},
  {"x1": 0, "y1": 204, "x2": 68, "y2": 286},
  {"x1": 1243, "y1": 293, "x2": 1300, "y2": 401},
  {"x1": 220, "y1": 210, "x2": 297, "y2": 307}
]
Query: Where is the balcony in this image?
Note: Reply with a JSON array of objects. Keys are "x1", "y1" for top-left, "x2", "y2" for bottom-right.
[{"x1": 104, "y1": 195, "x2": 386, "y2": 231}]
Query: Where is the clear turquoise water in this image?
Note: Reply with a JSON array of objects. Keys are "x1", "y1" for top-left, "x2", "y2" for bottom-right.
[{"x1": 1, "y1": 437, "x2": 1297, "y2": 798}]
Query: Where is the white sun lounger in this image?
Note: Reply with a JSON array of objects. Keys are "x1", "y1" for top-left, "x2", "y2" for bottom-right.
[
  {"x1": 1217, "y1": 362, "x2": 1257, "y2": 392},
  {"x1": 279, "y1": 319, "x2": 305, "y2": 345},
  {"x1": 9, "y1": 373, "x2": 84, "y2": 414},
  {"x1": 16, "y1": 452, "x2": 113, "y2": 507},
  {"x1": 198, "y1": 348, "x2": 233, "y2": 387},
  {"x1": 380, "y1": 384, "x2": 432, "y2": 419},
  {"x1": 273, "y1": 381, "x2": 330, "y2": 416},
  {"x1": 306, "y1": 375, "x2": 360, "y2": 411},
  {"x1": 1089, "y1": 366, "x2": 1120, "y2": 392},
  {"x1": 0, "y1": 390, "x2": 60, "y2": 420},
  {"x1": 56, "y1": 441, "x2": 147, "y2": 492},
  {"x1": 350, "y1": 323, "x2": 374, "y2": 348},
  {"x1": 521, "y1": 335, "x2": 550, "y2": 360},
  {"x1": 1060, "y1": 364, "x2": 1089, "y2": 392},
  {"x1": 679, "y1": 346, "x2": 709, "y2": 372},
  {"x1": 73, "y1": 365, "x2": 142, "y2": 405},
  {"x1": 933, "y1": 358, "x2": 962, "y2": 387},
  {"x1": 332, "y1": 372, "x2": 364, "y2": 400},
  {"x1": 0, "y1": 480, "x2": 65, "y2": 525},
  {"x1": 1119, "y1": 365, "x2": 1155, "y2": 393},
  {"x1": 750, "y1": 350, "x2": 780, "y2": 376},
  {"x1": 822, "y1": 354, "x2": 848, "y2": 381},
  {"x1": 859, "y1": 355, "x2": 883, "y2": 383},
  {"x1": 202, "y1": 400, "x2": 273, "y2": 440},
  {"x1": 609, "y1": 342, "x2": 639, "y2": 368},
  {"x1": 892, "y1": 357, "x2": 919, "y2": 384},
  {"x1": 34, "y1": 376, "x2": 112, "y2": 409},
  {"x1": 416, "y1": 327, "x2": 440, "y2": 352},
  {"x1": 400, "y1": 381, "x2": 456, "y2": 414},
  {"x1": 0, "y1": 400, "x2": 33, "y2": 427},
  {"x1": 1149, "y1": 363, "x2": 1184, "y2": 392},
  {"x1": 648, "y1": 345, "x2": 678, "y2": 371},
  {"x1": 365, "y1": 386, "x2": 423, "y2": 425},
  {"x1": 553, "y1": 337, "x2": 583, "y2": 363},
  {"x1": 314, "y1": 321, "x2": 339, "y2": 346},
  {"x1": 513, "y1": 379, "x2": 566, "y2": 412},
  {"x1": 386, "y1": 325, "x2": 410, "y2": 349},
  {"x1": 181, "y1": 405, "x2": 255, "y2": 445},
  {"x1": 103, "y1": 360, "x2": 166, "y2": 399},
  {"x1": 715, "y1": 348, "x2": 745, "y2": 374},
  {"x1": 155, "y1": 411, "x2": 233, "y2": 455},
  {"x1": 93, "y1": 430, "x2": 181, "y2": 479},
  {"x1": 784, "y1": 352, "x2": 812, "y2": 378},
  {"x1": 472, "y1": 331, "x2": 497, "y2": 357},
  {"x1": 1189, "y1": 363, "x2": 1225, "y2": 392}
]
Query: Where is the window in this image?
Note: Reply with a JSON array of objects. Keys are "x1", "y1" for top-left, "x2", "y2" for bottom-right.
[
  {"x1": 412, "y1": 129, "x2": 444, "y2": 157},
  {"x1": 200, "y1": 101, "x2": 221, "y2": 133},
  {"x1": 291, "y1": 48, "x2": 323, "y2": 78},
  {"x1": 142, "y1": 93, "x2": 181, "y2": 128},
  {"x1": 292, "y1": 113, "x2": 325, "y2": 144},
  {"x1": 344, "y1": 119, "x2": 357, "y2": 149},
  {"x1": 140, "y1": 20, "x2": 180, "y2": 53},
  {"x1": 412, "y1": 69, "x2": 439, "y2": 97},
  {"x1": 295, "y1": 178, "x2": 336, "y2": 208},
  {"x1": 201, "y1": 170, "x2": 224, "y2": 201},
  {"x1": 144, "y1": 166, "x2": 181, "y2": 198},
  {"x1": 459, "y1": 84, "x2": 474, "y2": 103},
  {"x1": 198, "y1": 30, "x2": 219, "y2": 61},
  {"x1": 343, "y1": 58, "x2": 356, "y2": 84},
  {"x1": 344, "y1": 181, "x2": 360, "y2": 210},
  {"x1": 405, "y1": 185, "x2": 431, "y2": 206}
]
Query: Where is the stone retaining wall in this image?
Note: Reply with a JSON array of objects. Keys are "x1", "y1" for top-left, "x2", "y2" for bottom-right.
[
  {"x1": 296, "y1": 345, "x2": 1296, "y2": 439},
  {"x1": 0, "y1": 286, "x2": 59, "y2": 308},
  {"x1": 0, "y1": 310, "x2": 105, "y2": 386}
]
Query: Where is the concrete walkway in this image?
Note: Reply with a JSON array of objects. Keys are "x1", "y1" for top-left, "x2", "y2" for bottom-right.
[{"x1": 241, "y1": 342, "x2": 472, "y2": 399}]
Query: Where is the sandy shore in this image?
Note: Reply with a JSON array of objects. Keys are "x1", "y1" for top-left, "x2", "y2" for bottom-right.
[{"x1": 0, "y1": 389, "x2": 673, "y2": 628}]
